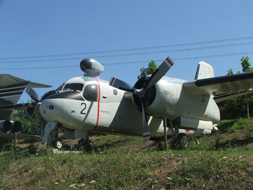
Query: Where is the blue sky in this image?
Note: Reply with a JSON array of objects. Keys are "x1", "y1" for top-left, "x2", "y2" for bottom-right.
[{"x1": 0, "y1": 1, "x2": 253, "y2": 102}]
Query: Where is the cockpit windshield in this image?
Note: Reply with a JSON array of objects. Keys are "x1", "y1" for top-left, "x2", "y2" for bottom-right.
[{"x1": 63, "y1": 83, "x2": 84, "y2": 92}]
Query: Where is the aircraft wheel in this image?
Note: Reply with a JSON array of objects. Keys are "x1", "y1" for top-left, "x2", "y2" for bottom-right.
[
  {"x1": 54, "y1": 139, "x2": 63, "y2": 149},
  {"x1": 170, "y1": 138, "x2": 180, "y2": 150},
  {"x1": 179, "y1": 134, "x2": 188, "y2": 149}
]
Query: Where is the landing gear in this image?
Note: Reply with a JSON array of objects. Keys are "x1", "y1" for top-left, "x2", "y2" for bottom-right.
[
  {"x1": 50, "y1": 125, "x2": 64, "y2": 149},
  {"x1": 54, "y1": 139, "x2": 63, "y2": 149},
  {"x1": 169, "y1": 134, "x2": 189, "y2": 149},
  {"x1": 72, "y1": 137, "x2": 90, "y2": 151},
  {"x1": 167, "y1": 118, "x2": 189, "y2": 149},
  {"x1": 178, "y1": 134, "x2": 188, "y2": 149},
  {"x1": 42, "y1": 123, "x2": 63, "y2": 149}
]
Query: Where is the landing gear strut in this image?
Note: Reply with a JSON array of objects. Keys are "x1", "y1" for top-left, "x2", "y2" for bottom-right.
[
  {"x1": 168, "y1": 118, "x2": 189, "y2": 149},
  {"x1": 72, "y1": 136, "x2": 90, "y2": 151},
  {"x1": 50, "y1": 125, "x2": 62, "y2": 149}
]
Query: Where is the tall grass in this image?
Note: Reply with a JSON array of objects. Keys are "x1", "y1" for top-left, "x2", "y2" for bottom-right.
[
  {"x1": 1, "y1": 119, "x2": 253, "y2": 189},
  {"x1": 1, "y1": 148, "x2": 252, "y2": 189}
]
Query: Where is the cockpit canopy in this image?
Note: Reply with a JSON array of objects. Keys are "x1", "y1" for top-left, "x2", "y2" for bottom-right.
[
  {"x1": 62, "y1": 82, "x2": 98, "y2": 102},
  {"x1": 63, "y1": 83, "x2": 84, "y2": 92}
]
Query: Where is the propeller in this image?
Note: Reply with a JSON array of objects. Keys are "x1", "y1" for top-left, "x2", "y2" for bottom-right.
[
  {"x1": 25, "y1": 85, "x2": 60, "y2": 142},
  {"x1": 26, "y1": 85, "x2": 62, "y2": 103},
  {"x1": 136, "y1": 57, "x2": 174, "y2": 93},
  {"x1": 140, "y1": 98, "x2": 150, "y2": 139},
  {"x1": 134, "y1": 56, "x2": 174, "y2": 140},
  {"x1": 26, "y1": 86, "x2": 41, "y2": 102}
]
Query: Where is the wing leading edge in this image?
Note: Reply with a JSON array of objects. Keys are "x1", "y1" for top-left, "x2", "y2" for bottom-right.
[
  {"x1": 183, "y1": 72, "x2": 253, "y2": 102},
  {"x1": 0, "y1": 74, "x2": 52, "y2": 88}
]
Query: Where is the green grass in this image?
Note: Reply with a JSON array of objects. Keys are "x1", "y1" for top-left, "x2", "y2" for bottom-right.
[
  {"x1": 1, "y1": 119, "x2": 253, "y2": 189},
  {"x1": 1, "y1": 148, "x2": 252, "y2": 189},
  {"x1": 218, "y1": 118, "x2": 253, "y2": 133}
]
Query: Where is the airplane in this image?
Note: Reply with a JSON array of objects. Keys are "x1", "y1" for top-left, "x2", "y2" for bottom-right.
[
  {"x1": 0, "y1": 74, "x2": 51, "y2": 146},
  {"x1": 3, "y1": 56, "x2": 253, "y2": 150}
]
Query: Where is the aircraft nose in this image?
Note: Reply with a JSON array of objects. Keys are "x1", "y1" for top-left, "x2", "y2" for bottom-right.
[{"x1": 39, "y1": 99, "x2": 62, "y2": 122}]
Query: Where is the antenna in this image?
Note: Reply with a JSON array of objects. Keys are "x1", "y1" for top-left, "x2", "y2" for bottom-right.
[{"x1": 80, "y1": 58, "x2": 104, "y2": 78}]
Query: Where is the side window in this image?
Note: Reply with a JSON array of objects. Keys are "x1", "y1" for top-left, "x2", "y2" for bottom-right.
[
  {"x1": 83, "y1": 84, "x2": 98, "y2": 102},
  {"x1": 63, "y1": 83, "x2": 83, "y2": 91}
]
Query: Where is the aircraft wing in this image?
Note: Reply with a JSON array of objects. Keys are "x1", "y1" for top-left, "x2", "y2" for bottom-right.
[
  {"x1": 0, "y1": 102, "x2": 38, "y2": 110},
  {"x1": 183, "y1": 72, "x2": 253, "y2": 102},
  {"x1": 0, "y1": 74, "x2": 51, "y2": 119},
  {"x1": 0, "y1": 132, "x2": 40, "y2": 140},
  {"x1": 213, "y1": 90, "x2": 253, "y2": 103},
  {"x1": 0, "y1": 74, "x2": 51, "y2": 88}
]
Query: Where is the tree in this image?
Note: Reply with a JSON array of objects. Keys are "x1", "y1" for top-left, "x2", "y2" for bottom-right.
[
  {"x1": 9, "y1": 101, "x2": 43, "y2": 135},
  {"x1": 240, "y1": 56, "x2": 253, "y2": 119},
  {"x1": 138, "y1": 60, "x2": 157, "y2": 79},
  {"x1": 227, "y1": 69, "x2": 234, "y2": 75},
  {"x1": 241, "y1": 56, "x2": 252, "y2": 73}
]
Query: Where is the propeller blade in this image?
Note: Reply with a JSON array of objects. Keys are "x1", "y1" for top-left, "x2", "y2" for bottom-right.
[
  {"x1": 26, "y1": 86, "x2": 41, "y2": 102},
  {"x1": 144, "y1": 56, "x2": 174, "y2": 91},
  {"x1": 140, "y1": 98, "x2": 150, "y2": 140}
]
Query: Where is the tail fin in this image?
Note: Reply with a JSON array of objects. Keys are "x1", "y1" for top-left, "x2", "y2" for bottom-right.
[{"x1": 194, "y1": 61, "x2": 214, "y2": 80}]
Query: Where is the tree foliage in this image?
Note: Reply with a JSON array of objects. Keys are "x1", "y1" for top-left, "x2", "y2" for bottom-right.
[
  {"x1": 241, "y1": 56, "x2": 252, "y2": 73},
  {"x1": 138, "y1": 60, "x2": 157, "y2": 79},
  {"x1": 9, "y1": 104, "x2": 43, "y2": 135}
]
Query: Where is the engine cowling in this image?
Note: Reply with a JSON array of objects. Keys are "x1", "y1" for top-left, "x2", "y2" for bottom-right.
[
  {"x1": 133, "y1": 77, "x2": 175, "y2": 118},
  {"x1": 10, "y1": 121, "x2": 22, "y2": 133},
  {"x1": 0, "y1": 120, "x2": 12, "y2": 133},
  {"x1": 133, "y1": 77, "x2": 157, "y2": 110},
  {"x1": 0, "y1": 120, "x2": 22, "y2": 133},
  {"x1": 132, "y1": 76, "x2": 220, "y2": 123}
]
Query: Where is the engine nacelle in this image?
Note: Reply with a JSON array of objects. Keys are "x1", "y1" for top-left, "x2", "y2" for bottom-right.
[
  {"x1": 133, "y1": 77, "x2": 176, "y2": 118},
  {"x1": 10, "y1": 121, "x2": 22, "y2": 133},
  {"x1": 0, "y1": 120, "x2": 22, "y2": 133},
  {"x1": 133, "y1": 76, "x2": 220, "y2": 123},
  {"x1": 0, "y1": 120, "x2": 12, "y2": 133},
  {"x1": 180, "y1": 117, "x2": 213, "y2": 130}
]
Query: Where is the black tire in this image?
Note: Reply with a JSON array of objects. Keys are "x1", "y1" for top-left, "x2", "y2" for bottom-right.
[
  {"x1": 178, "y1": 134, "x2": 188, "y2": 149},
  {"x1": 54, "y1": 139, "x2": 63, "y2": 149}
]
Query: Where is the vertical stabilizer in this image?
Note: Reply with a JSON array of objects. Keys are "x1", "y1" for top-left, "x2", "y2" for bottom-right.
[{"x1": 195, "y1": 61, "x2": 214, "y2": 80}]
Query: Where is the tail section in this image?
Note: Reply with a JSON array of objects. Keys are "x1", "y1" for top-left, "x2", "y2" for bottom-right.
[{"x1": 195, "y1": 61, "x2": 214, "y2": 80}]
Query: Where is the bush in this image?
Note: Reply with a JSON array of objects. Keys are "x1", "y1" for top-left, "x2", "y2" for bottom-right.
[{"x1": 219, "y1": 119, "x2": 253, "y2": 133}]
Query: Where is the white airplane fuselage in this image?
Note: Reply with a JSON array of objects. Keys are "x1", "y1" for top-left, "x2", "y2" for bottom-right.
[{"x1": 39, "y1": 76, "x2": 219, "y2": 138}]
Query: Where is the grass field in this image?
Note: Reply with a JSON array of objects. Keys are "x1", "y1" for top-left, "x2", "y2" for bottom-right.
[{"x1": 0, "y1": 119, "x2": 253, "y2": 189}]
